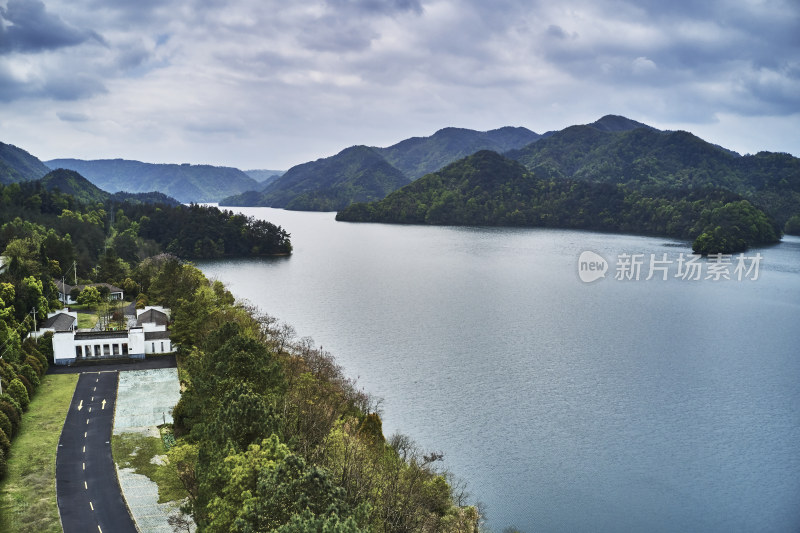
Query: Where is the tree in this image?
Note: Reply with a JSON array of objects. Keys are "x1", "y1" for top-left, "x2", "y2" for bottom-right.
[
  {"x1": 77, "y1": 286, "x2": 102, "y2": 306},
  {"x1": 785, "y1": 214, "x2": 800, "y2": 235}
]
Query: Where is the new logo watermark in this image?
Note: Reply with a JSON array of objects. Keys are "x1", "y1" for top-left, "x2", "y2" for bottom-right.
[
  {"x1": 577, "y1": 251, "x2": 763, "y2": 283},
  {"x1": 578, "y1": 251, "x2": 608, "y2": 283}
]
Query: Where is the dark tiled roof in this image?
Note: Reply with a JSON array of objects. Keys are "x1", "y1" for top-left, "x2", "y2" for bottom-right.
[
  {"x1": 137, "y1": 309, "x2": 168, "y2": 327},
  {"x1": 74, "y1": 331, "x2": 129, "y2": 341},
  {"x1": 41, "y1": 313, "x2": 76, "y2": 332},
  {"x1": 56, "y1": 281, "x2": 124, "y2": 294},
  {"x1": 144, "y1": 331, "x2": 171, "y2": 340}
]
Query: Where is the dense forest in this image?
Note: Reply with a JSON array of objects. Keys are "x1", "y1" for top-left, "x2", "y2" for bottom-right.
[
  {"x1": 0, "y1": 179, "x2": 291, "y2": 308},
  {"x1": 337, "y1": 151, "x2": 782, "y2": 254}
]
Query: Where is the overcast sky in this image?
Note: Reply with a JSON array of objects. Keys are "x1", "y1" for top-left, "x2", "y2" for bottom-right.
[{"x1": 1, "y1": 0, "x2": 798, "y2": 170}]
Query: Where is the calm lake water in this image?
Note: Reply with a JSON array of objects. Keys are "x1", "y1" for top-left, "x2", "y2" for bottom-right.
[{"x1": 197, "y1": 207, "x2": 800, "y2": 533}]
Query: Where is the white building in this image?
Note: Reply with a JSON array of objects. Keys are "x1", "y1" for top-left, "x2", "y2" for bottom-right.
[
  {"x1": 52, "y1": 306, "x2": 172, "y2": 365},
  {"x1": 29, "y1": 309, "x2": 77, "y2": 339}
]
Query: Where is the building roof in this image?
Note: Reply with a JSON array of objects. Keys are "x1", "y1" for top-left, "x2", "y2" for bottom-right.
[
  {"x1": 144, "y1": 330, "x2": 171, "y2": 341},
  {"x1": 40, "y1": 312, "x2": 76, "y2": 332},
  {"x1": 55, "y1": 281, "x2": 124, "y2": 295},
  {"x1": 74, "y1": 330, "x2": 129, "y2": 341},
  {"x1": 137, "y1": 308, "x2": 169, "y2": 327}
]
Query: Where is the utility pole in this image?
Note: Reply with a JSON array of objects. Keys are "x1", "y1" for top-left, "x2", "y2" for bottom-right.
[
  {"x1": 73, "y1": 260, "x2": 78, "y2": 285},
  {"x1": 30, "y1": 307, "x2": 38, "y2": 333}
]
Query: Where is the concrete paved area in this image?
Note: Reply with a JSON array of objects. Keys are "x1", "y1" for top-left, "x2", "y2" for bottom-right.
[
  {"x1": 115, "y1": 368, "x2": 181, "y2": 431},
  {"x1": 114, "y1": 367, "x2": 196, "y2": 532}
]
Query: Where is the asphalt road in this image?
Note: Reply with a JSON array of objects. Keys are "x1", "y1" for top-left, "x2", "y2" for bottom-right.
[{"x1": 56, "y1": 371, "x2": 138, "y2": 533}]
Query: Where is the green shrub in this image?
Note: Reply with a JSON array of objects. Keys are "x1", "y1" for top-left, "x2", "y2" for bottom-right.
[
  {"x1": 20, "y1": 365, "x2": 40, "y2": 390},
  {"x1": 0, "y1": 411, "x2": 12, "y2": 441},
  {"x1": 17, "y1": 374, "x2": 34, "y2": 397},
  {"x1": 0, "y1": 395, "x2": 22, "y2": 418},
  {"x1": 0, "y1": 447, "x2": 6, "y2": 480},
  {"x1": 0, "y1": 427, "x2": 10, "y2": 457},
  {"x1": 25, "y1": 354, "x2": 45, "y2": 377},
  {"x1": 7, "y1": 379, "x2": 30, "y2": 412}
]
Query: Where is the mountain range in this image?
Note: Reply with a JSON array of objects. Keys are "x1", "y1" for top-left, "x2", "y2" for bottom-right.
[
  {"x1": 38, "y1": 168, "x2": 181, "y2": 206},
  {"x1": 220, "y1": 125, "x2": 542, "y2": 210},
  {"x1": 45, "y1": 158, "x2": 261, "y2": 203}
]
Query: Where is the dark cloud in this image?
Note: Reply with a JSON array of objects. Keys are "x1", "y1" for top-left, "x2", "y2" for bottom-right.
[
  {"x1": 0, "y1": 0, "x2": 104, "y2": 53},
  {"x1": 326, "y1": 0, "x2": 422, "y2": 15},
  {"x1": 43, "y1": 72, "x2": 107, "y2": 100},
  {"x1": 57, "y1": 111, "x2": 89, "y2": 122}
]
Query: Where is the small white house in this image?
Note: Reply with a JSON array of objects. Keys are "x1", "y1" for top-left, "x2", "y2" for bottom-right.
[
  {"x1": 55, "y1": 281, "x2": 124, "y2": 304},
  {"x1": 0, "y1": 255, "x2": 8, "y2": 275},
  {"x1": 52, "y1": 306, "x2": 172, "y2": 365}
]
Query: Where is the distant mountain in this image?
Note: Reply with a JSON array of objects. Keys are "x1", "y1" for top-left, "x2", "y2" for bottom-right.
[
  {"x1": 507, "y1": 125, "x2": 800, "y2": 226},
  {"x1": 0, "y1": 142, "x2": 51, "y2": 184},
  {"x1": 245, "y1": 169, "x2": 285, "y2": 185},
  {"x1": 38, "y1": 168, "x2": 182, "y2": 206},
  {"x1": 223, "y1": 145, "x2": 411, "y2": 211},
  {"x1": 337, "y1": 150, "x2": 781, "y2": 254},
  {"x1": 45, "y1": 158, "x2": 261, "y2": 203},
  {"x1": 375, "y1": 126, "x2": 542, "y2": 180}
]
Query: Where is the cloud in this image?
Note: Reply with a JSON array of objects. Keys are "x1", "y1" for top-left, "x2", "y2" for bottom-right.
[
  {"x1": 1, "y1": 0, "x2": 798, "y2": 167},
  {"x1": 0, "y1": 0, "x2": 104, "y2": 53}
]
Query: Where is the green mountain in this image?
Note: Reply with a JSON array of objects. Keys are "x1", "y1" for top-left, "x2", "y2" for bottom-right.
[
  {"x1": 0, "y1": 142, "x2": 51, "y2": 184},
  {"x1": 223, "y1": 145, "x2": 411, "y2": 211},
  {"x1": 375, "y1": 126, "x2": 541, "y2": 180},
  {"x1": 507, "y1": 124, "x2": 800, "y2": 228},
  {"x1": 336, "y1": 150, "x2": 781, "y2": 253},
  {"x1": 39, "y1": 168, "x2": 110, "y2": 203},
  {"x1": 45, "y1": 158, "x2": 261, "y2": 203},
  {"x1": 221, "y1": 126, "x2": 540, "y2": 211}
]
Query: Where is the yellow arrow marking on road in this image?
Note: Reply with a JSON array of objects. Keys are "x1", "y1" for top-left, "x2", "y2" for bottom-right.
[
  {"x1": 101, "y1": 399, "x2": 107, "y2": 410},
  {"x1": 77, "y1": 400, "x2": 83, "y2": 411}
]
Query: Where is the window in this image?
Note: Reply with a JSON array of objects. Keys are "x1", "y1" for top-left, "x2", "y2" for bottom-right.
[{"x1": 76, "y1": 346, "x2": 82, "y2": 358}]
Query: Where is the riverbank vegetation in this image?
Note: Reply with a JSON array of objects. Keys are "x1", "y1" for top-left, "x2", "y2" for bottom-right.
[{"x1": 134, "y1": 254, "x2": 480, "y2": 531}]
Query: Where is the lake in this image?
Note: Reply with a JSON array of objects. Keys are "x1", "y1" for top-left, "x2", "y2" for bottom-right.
[{"x1": 197, "y1": 207, "x2": 800, "y2": 533}]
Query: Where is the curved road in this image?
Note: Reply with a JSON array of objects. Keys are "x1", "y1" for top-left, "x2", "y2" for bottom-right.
[{"x1": 56, "y1": 370, "x2": 137, "y2": 533}]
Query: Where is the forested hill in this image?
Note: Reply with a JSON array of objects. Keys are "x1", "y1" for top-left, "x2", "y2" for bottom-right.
[
  {"x1": 0, "y1": 142, "x2": 51, "y2": 184},
  {"x1": 0, "y1": 179, "x2": 291, "y2": 288},
  {"x1": 45, "y1": 158, "x2": 261, "y2": 203},
  {"x1": 507, "y1": 125, "x2": 800, "y2": 227},
  {"x1": 336, "y1": 150, "x2": 782, "y2": 254},
  {"x1": 223, "y1": 145, "x2": 412, "y2": 211},
  {"x1": 39, "y1": 168, "x2": 181, "y2": 207}
]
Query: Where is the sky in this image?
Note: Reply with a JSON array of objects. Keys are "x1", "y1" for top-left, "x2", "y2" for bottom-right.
[{"x1": 1, "y1": 0, "x2": 799, "y2": 170}]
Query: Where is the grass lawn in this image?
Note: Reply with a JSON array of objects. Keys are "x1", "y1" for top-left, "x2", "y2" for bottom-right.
[
  {"x1": 0, "y1": 373, "x2": 79, "y2": 533},
  {"x1": 76, "y1": 312, "x2": 97, "y2": 329},
  {"x1": 111, "y1": 430, "x2": 188, "y2": 504}
]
